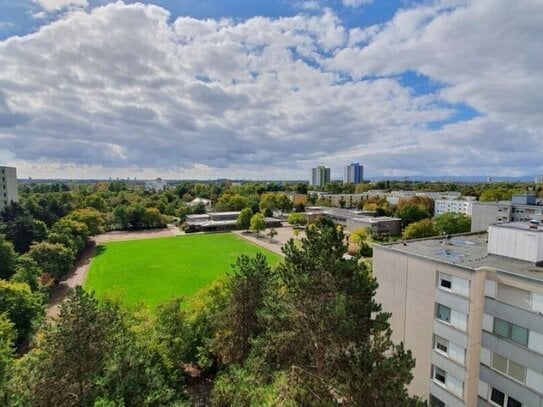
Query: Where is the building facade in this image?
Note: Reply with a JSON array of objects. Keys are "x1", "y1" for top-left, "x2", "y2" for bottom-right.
[
  {"x1": 471, "y1": 195, "x2": 543, "y2": 232},
  {"x1": 435, "y1": 199, "x2": 475, "y2": 217},
  {"x1": 343, "y1": 163, "x2": 363, "y2": 184},
  {"x1": 310, "y1": 165, "x2": 331, "y2": 187},
  {"x1": 373, "y1": 223, "x2": 543, "y2": 407},
  {"x1": 0, "y1": 166, "x2": 18, "y2": 211},
  {"x1": 144, "y1": 178, "x2": 168, "y2": 192}
]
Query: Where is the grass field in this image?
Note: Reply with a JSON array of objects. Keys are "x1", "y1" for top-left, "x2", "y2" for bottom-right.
[{"x1": 84, "y1": 233, "x2": 282, "y2": 308}]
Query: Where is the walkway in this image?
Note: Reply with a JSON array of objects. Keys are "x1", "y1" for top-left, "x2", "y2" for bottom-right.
[{"x1": 233, "y1": 226, "x2": 305, "y2": 257}]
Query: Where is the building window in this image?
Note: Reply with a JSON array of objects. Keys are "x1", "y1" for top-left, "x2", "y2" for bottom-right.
[
  {"x1": 493, "y1": 318, "x2": 529, "y2": 347},
  {"x1": 490, "y1": 387, "x2": 522, "y2": 407},
  {"x1": 436, "y1": 304, "x2": 451, "y2": 323},
  {"x1": 433, "y1": 366, "x2": 446, "y2": 385},
  {"x1": 439, "y1": 273, "x2": 452, "y2": 290},
  {"x1": 431, "y1": 365, "x2": 463, "y2": 398},
  {"x1": 491, "y1": 353, "x2": 526, "y2": 383},
  {"x1": 429, "y1": 395, "x2": 446, "y2": 407},
  {"x1": 433, "y1": 335, "x2": 465, "y2": 365},
  {"x1": 497, "y1": 283, "x2": 531, "y2": 310},
  {"x1": 434, "y1": 335, "x2": 448, "y2": 354}
]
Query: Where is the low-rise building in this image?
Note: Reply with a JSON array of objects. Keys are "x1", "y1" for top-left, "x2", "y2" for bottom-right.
[
  {"x1": 435, "y1": 199, "x2": 476, "y2": 217},
  {"x1": 303, "y1": 207, "x2": 400, "y2": 234},
  {"x1": 185, "y1": 211, "x2": 281, "y2": 232},
  {"x1": 145, "y1": 178, "x2": 168, "y2": 192}
]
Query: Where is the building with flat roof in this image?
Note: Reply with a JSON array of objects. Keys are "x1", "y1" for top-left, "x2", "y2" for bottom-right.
[
  {"x1": 185, "y1": 211, "x2": 281, "y2": 232},
  {"x1": 471, "y1": 195, "x2": 543, "y2": 232},
  {"x1": 303, "y1": 206, "x2": 400, "y2": 234},
  {"x1": 373, "y1": 222, "x2": 543, "y2": 407},
  {"x1": 435, "y1": 199, "x2": 476, "y2": 217},
  {"x1": 145, "y1": 178, "x2": 168, "y2": 192},
  {"x1": 0, "y1": 166, "x2": 18, "y2": 211},
  {"x1": 310, "y1": 165, "x2": 330, "y2": 187},
  {"x1": 343, "y1": 163, "x2": 363, "y2": 184}
]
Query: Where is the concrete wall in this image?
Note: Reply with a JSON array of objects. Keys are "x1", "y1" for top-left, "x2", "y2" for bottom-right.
[
  {"x1": 373, "y1": 247, "x2": 436, "y2": 398},
  {"x1": 471, "y1": 203, "x2": 512, "y2": 232}
]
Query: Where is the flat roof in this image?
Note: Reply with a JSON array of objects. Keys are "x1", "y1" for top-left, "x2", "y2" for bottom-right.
[
  {"x1": 491, "y1": 222, "x2": 543, "y2": 232},
  {"x1": 377, "y1": 232, "x2": 543, "y2": 283},
  {"x1": 351, "y1": 216, "x2": 401, "y2": 222}
]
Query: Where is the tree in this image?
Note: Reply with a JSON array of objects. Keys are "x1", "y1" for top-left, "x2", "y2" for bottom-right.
[
  {"x1": 0, "y1": 235, "x2": 17, "y2": 280},
  {"x1": 213, "y1": 217, "x2": 421, "y2": 406},
  {"x1": 143, "y1": 207, "x2": 167, "y2": 228},
  {"x1": 15, "y1": 288, "x2": 117, "y2": 406},
  {"x1": 349, "y1": 227, "x2": 370, "y2": 245},
  {"x1": 214, "y1": 254, "x2": 271, "y2": 364},
  {"x1": 28, "y1": 242, "x2": 75, "y2": 280},
  {"x1": 434, "y1": 213, "x2": 471, "y2": 235},
  {"x1": 0, "y1": 313, "x2": 14, "y2": 403},
  {"x1": 402, "y1": 218, "x2": 437, "y2": 240},
  {"x1": 287, "y1": 212, "x2": 307, "y2": 227},
  {"x1": 11, "y1": 255, "x2": 43, "y2": 292},
  {"x1": 275, "y1": 194, "x2": 293, "y2": 214},
  {"x1": 13, "y1": 288, "x2": 179, "y2": 406},
  {"x1": 267, "y1": 228, "x2": 278, "y2": 243},
  {"x1": 1, "y1": 209, "x2": 47, "y2": 254},
  {"x1": 51, "y1": 218, "x2": 90, "y2": 253},
  {"x1": 250, "y1": 213, "x2": 266, "y2": 236},
  {"x1": 259, "y1": 193, "x2": 277, "y2": 215},
  {"x1": 395, "y1": 204, "x2": 430, "y2": 227},
  {"x1": 0, "y1": 280, "x2": 43, "y2": 348},
  {"x1": 216, "y1": 193, "x2": 249, "y2": 211},
  {"x1": 65, "y1": 208, "x2": 106, "y2": 235},
  {"x1": 236, "y1": 208, "x2": 253, "y2": 231}
]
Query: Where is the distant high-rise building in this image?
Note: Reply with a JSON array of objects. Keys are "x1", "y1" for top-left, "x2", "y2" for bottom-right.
[
  {"x1": 535, "y1": 175, "x2": 543, "y2": 184},
  {"x1": 0, "y1": 166, "x2": 18, "y2": 211},
  {"x1": 343, "y1": 163, "x2": 363, "y2": 184},
  {"x1": 310, "y1": 165, "x2": 331, "y2": 187}
]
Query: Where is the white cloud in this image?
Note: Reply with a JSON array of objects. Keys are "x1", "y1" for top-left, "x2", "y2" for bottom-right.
[
  {"x1": 342, "y1": 0, "x2": 374, "y2": 8},
  {"x1": 0, "y1": 1, "x2": 541, "y2": 179},
  {"x1": 34, "y1": 0, "x2": 88, "y2": 12}
]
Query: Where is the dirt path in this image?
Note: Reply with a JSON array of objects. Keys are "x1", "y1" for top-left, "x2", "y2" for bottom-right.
[{"x1": 47, "y1": 226, "x2": 181, "y2": 318}]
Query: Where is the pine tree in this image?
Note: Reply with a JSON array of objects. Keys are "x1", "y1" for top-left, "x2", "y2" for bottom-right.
[{"x1": 214, "y1": 217, "x2": 426, "y2": 406}]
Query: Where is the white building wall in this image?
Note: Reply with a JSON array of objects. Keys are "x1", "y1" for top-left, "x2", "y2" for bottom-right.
[
  {"x1": 487, "y1": 225, "x2": 543, "y2": 263},
  {"x1": 435, "y1": 199, "x2": 474, "y2": 217}
]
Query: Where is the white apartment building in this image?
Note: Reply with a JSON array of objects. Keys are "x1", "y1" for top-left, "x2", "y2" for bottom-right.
[
  {"x1": 144, "y1": 178, "x2": 168, "y2": 192},
  {"x1": 373, "y1": 222, "x2": 543, "y2": 407},
  {"x1": 0, "y1": 166, "x2": 18, "y2": 211},
  {"x1": 435, "y1": 199, "x2": 475, "y2": 217}
]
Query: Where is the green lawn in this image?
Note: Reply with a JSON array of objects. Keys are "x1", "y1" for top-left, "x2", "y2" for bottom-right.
[{"x1": 84, "y1": 233, "x2": 281, "y2": 308}]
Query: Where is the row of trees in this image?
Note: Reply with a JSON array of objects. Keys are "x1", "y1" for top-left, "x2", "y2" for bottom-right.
[{"x1": 0, "y1": 218, "x2": 426, "y2": 406}]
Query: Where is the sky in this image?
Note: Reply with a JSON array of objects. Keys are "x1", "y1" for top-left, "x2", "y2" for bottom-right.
[{"x1": 0, "y1": 0, "x2": 541, "y2": 180}]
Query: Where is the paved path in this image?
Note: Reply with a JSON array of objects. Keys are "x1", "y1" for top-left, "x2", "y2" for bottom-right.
[
  {"x1": 233, "y1": 226, "x2": 306, "y2": 257},
  {"x1": 47, "y1": 226, "x2": 182, "y2": 318}
]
